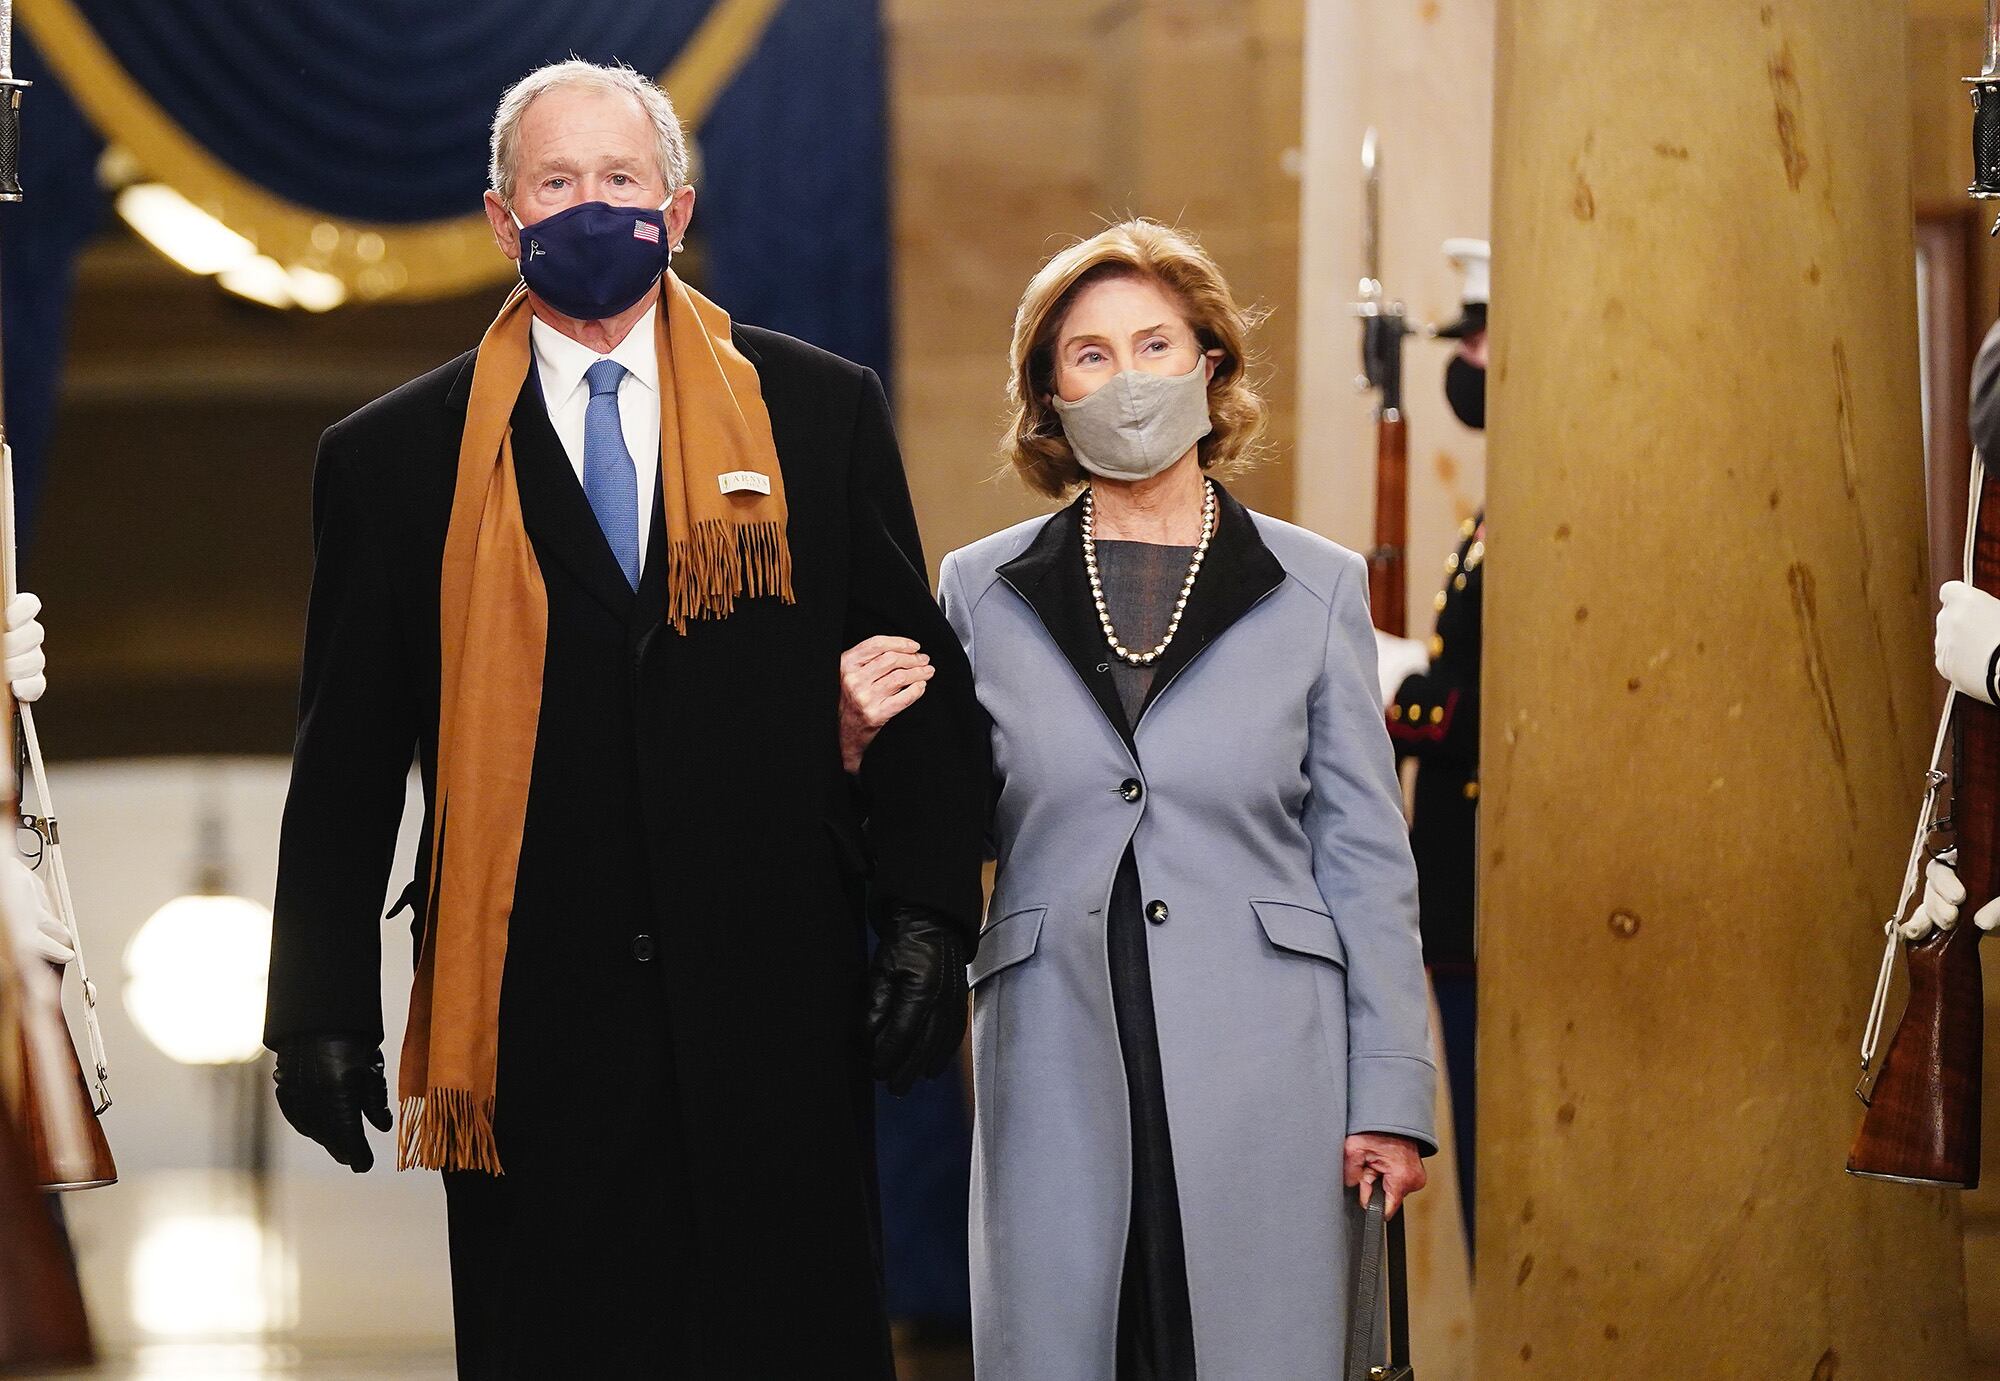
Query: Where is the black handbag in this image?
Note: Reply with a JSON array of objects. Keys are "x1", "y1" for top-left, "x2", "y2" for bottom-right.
[{"x1": 1344, "y1": 1188, "x2": 1415, "y2": 1381}]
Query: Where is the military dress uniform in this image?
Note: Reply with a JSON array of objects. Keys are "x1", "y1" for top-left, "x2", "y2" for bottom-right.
[{"x1": 1387, "y1": 512, "x2": 1482, "y2": 1243}]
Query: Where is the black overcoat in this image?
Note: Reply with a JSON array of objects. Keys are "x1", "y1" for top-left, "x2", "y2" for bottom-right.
[{"x1": 264, "y1": 322, "x2": 988, "y2": 1378}]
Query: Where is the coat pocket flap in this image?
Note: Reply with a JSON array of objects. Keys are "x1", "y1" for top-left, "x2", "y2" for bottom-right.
[
  {"x1": 1250, "y1": 898, "x2": 1347, "y2": 967},
  {"x1": 968, "y1": 906, "x2": 1047, "y2": 988}
]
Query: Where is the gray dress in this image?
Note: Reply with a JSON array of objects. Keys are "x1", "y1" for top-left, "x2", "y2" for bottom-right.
[{"x1": 1096, "y1": 539, "x2": 1198, "y2": 1380}]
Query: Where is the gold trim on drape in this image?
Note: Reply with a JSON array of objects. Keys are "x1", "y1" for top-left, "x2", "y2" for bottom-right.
[{"x1": 16, "y1": 0, "x2": 787, "y2": 301}]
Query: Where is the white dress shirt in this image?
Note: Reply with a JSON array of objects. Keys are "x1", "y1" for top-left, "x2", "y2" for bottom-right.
[{"x1": 529, "y1": 304, "x2": 661, "y2": 567}]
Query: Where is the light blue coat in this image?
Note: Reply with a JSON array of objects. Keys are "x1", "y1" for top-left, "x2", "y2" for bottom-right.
[{"x1": 940, "y1": 489, "x2": 1437, "y2": 1380}]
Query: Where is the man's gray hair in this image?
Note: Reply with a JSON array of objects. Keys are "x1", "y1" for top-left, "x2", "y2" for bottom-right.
[{"x1": 489, "y1": 59, "x2": 691, "y2": 204}]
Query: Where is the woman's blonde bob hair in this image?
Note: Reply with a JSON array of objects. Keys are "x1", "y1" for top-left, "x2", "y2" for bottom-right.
[{"x1": 1005, "y1": 219, "x2": 1266, "y2": 499}]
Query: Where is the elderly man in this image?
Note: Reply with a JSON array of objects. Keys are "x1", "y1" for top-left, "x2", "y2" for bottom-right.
[{"x1": 262, "y1": 60, "x2": 986, "y2": 1377}]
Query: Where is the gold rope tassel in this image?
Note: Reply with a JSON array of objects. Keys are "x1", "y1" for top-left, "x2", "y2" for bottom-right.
[{"x1": 397, "y1": 1088, "x2": 503, "y2": 1174}]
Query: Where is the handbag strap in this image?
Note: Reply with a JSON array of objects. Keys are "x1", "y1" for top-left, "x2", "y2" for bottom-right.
[
  {"x1": 1346, "y1": 1189, "x2": 1414, "y2": 1381},
  {"x1": 1386, "y1": 1202, "x2": 1411, "y2": 1368}
]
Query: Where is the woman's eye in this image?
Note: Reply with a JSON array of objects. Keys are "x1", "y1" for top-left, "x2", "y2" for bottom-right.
[
  {"x1": 1144, "y1": 339, "x2": 1170, "y2": 353},
  {"x1": 1078, "y1": 349, "x2": 1106, "y2": 365}
]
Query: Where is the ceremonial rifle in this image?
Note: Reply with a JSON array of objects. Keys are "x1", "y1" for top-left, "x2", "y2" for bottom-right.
[
  {"x1": 1354, "y1": 128, "x2": 1410, "y2": 637},
  {"x1": 0, "y1": 0, "x2": 111, "y2": 1195},
  {"x1": 0, "y1": 0, "x2": 94, "y2": 1361},
  {"x1": 1846, "y1": 0, "x2": 2000, "y2": 1187}
]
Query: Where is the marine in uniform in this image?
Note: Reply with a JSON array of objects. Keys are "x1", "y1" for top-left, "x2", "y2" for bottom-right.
[{"x1": 1386, "y1": 237, "x2": 1487, "y2": 1244}]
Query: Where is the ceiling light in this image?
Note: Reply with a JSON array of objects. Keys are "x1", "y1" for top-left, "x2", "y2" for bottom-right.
[
  {"x1": 123, "y1": 893, "x2": 273, "y2": 1067},
  {"x1": 215, "y1": 255, "x2": 294, "y2": 310},
  {"x1": 114, "y1": 183, "x2": 256, "y2": 277}
]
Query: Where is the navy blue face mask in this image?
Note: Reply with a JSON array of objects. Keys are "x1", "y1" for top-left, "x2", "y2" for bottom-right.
[{"x1": 512, "y1": 200, "x2": 672, "y2": 321}]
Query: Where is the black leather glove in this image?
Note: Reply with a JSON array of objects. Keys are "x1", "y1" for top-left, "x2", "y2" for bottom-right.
[
  {"x1": 866, "y1": 903, "x2": 968, "y2": 1096},
  {"x1": 273, "y1": 1034, "x2": 394, "y2": 1172}
]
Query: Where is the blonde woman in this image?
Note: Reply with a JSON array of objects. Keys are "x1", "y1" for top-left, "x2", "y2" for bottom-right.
[{"x1": 842, "y1": 221, "x2": 1435, "y2": 1379}]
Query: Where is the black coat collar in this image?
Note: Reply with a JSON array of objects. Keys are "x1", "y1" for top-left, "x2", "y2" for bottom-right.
[{"x1": 997, "y1": 480, "x2": 1286, "y2": 751}]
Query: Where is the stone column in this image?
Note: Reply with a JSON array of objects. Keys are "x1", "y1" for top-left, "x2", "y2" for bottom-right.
[{"x1": 1479, "y1": 0, "x2": 1968, "y2": 1373}]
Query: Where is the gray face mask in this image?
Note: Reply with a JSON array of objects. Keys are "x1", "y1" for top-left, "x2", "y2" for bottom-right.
[{"x1": 1050, "y1": 357, "x2": 1213, "y2": 482}]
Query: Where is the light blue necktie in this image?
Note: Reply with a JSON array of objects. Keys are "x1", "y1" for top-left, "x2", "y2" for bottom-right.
[{"x1": 582, "y1": 359, "x2": 641, "y2": 590}]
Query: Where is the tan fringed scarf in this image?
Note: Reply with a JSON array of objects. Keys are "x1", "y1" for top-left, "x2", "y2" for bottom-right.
[{"x1": 397, "y1": 273, "x2": 792, "y2": 1174}]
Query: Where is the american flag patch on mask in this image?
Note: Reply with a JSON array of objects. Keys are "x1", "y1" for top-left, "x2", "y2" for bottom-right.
[{"x1": 633, "y1": 221, "x2": 661, "y2": 244}]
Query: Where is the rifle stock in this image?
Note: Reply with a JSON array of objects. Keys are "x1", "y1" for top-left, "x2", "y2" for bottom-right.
[
  {"x1": 1847, "y1": 920, "x2": 1984, "y2": 1187},
  {"x1": 1370, "y1": 414, "x2": 1408, "y2": 636},
  {"x1": 0, "y1": 1083, "x2": 91, "y2": 1371},
  {"x1": 16, "y1": 963, "x2": 115, "y2": 1191}
]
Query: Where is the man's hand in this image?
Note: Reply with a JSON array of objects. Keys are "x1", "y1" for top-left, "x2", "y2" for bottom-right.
[
  {"x1": 1903, "y1": 848, "x2": 2000, "y2": 941},
  {"x1": 866, "y1": 903, "x2": 966, "y2": 1095},
  {"x1": 1344, "y1": 1132, "x2": 1427, "y2": 1219},
  {"x1": 839, "y1": 636, "x2": 932, "y2": 774},
  {"x1": 273, "y1": 1035, "x2": 394, "y2": 1172},
  {"x1": 4, "y1": 592, "x2": 47, "y2": 703},
  {"x1": 1936, "y1": 581, "x2": 2000, "y2": 705}
]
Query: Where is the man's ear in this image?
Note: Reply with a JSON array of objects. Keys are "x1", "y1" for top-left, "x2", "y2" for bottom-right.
[
  {"x1": 483, "y1": 190, "x2": 520, "y2": 262},
  {"x1": 665, "y1": 183, "x2": 697, "y2": 253}
]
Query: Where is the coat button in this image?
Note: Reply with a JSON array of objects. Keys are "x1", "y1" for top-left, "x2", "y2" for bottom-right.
[
  {"x1": 1120, "y1": 778, "x2": 1143, "y2": 802},
  {"x1": 1145, "y1": 900, "x2": 1169, "y2": 925},
  {"x1": 631, "y1": 934, "x2": 656, "y2": 962}
]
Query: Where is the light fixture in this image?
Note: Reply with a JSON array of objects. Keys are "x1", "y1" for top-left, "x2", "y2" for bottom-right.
[
  {"x1": 123, "y1": 892, "x2": 272, "y2": 1068},
  {"x1": 113, "y1": 183, "x2": 256, "y2": 277},
  {"x1": 108, "y1": 156, "x2": 350, "y2": 311},
  {"x1": 213, "y1": 254, "x2": 293, "y2": 311},
  {"x1": 122, "y1": 793, "x2": 272, "y2": 1069},
  {"x1": 284, "y1": 264, "x2": 348, "y2": 313}
]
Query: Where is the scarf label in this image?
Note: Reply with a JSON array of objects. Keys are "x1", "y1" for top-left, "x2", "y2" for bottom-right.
[{"x1": 718, "y1": 469, "x2": 772, "y2": 496}]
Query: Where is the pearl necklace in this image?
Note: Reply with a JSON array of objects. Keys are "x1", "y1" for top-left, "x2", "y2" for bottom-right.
[{"x1": 1081, "y1": 479, "x2": 1216, "y2": 666}]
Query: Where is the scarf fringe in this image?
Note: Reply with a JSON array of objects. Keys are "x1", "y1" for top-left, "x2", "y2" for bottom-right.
[
  {"x1": 397, "y1": 1088, "x2": 504, "y2": 1175},
  {"x1": 666, "y1": 518, "x2": 795, "y2": 631}
]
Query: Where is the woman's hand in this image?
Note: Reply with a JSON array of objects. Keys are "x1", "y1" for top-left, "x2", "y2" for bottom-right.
[
  {"x1": 1344, "y1": 1132, "x2": 1427, "y2": 1218},
  {"x1": 839, "y1": 635, "x2": 933, "y2": 774}
]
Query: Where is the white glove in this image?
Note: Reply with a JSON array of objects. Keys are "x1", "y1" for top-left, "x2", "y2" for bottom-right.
[
  {"x1": 3, "y1": 591, "x2": 45, "y2": 703},
  {"x1": 1373, "y1": 630, "x2": 1428, "y2": 710},
  {"x1": 1936, "y1": 581, "x2": 2000, "y2": 705},
  {"x1": 0, "y1": 853, "x2": 70, "y2": 965},
  {"x1": 1903, "y1": 849, "x2": 2000, "y2": 941}
]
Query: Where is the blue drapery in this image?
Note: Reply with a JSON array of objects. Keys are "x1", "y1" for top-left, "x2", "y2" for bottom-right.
[
  {"x1": 0, "y1": 0, "x2": 892, "y2": 539},
  {"x1": 71, "y1": 2, "x2": 711, "y2": 223},
  {"x1": 0, "y1": 32, "x2": 105, "y2": 545}
]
